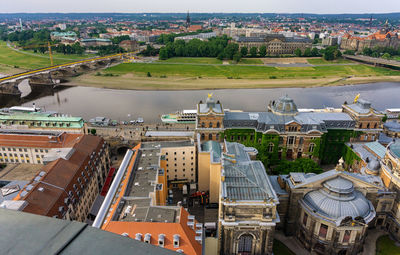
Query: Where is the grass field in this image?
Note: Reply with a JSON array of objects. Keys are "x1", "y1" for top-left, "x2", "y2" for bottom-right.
[
  {"x1": 307, "y1": 58, "x2": 353, "y2": 65},
  {"x1": 273, "y1": 239, "x2": 295, "y2": 255},
  {"x1": 376, "y1": 235, "x2": 400, "y2": 255},
  {"x1": 105, "y1": 62, "x2": 400, "y2": 79},
  {"x1": 158, "y1": 57, "x2": 222, "y2": 64},
  {"x1": 0, "y1": 41, "x2": 93, "y2": 72},
  {"x1": 238, "y1": 58, "x2": 264, "y2": 65}
]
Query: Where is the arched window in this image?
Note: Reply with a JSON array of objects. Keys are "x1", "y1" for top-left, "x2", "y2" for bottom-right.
[
  {"x1": 201, "y1": 122, "x2": 205, "y2": 128},
  {"x1": 208, "y1": 134, "x2": 213, "y2": 140},
  {"x1": 238, "y1": 234, "x2": 253, "y2": 254},
  {"x1": 217, "y1": 122, "x2": 220, "y2": 128},
  {"x1": 309, "y1": 143, "x2": 315, "y2": 153},
  {"x1": 374, "y1": 123, "x2": 377, "y2": 129},
  {"x1": 209, "y1": 122, "x2": 213, "y2": 128},
  {"x1": 268, "y1": 143, "x2": 274, "y2": 153},
  {"x1": 366, "y1": 123, "x2": 370, "y2": 129},
  {"x1": 201, "y1": 133, "x2": 205, "y2": 140},
  {"x1": 216, "y1": 134, "x2": 220, "y2": 141}
]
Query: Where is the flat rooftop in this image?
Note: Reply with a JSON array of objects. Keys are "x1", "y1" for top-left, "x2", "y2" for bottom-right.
[
  {"x1": 141, "y1": 140, "x2": 194, "y2": 149},
  {"x1": 0, "y1": 164, "x2": 43, "y2": 181}
]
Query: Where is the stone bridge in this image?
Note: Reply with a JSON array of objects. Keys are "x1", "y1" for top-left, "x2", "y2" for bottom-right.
[
  {"x1": 343, "y1": 54, "x2": 400, "y2": 70},
  {"x1": 0, "y1": 53, "x2": 134, "y2": 95}
]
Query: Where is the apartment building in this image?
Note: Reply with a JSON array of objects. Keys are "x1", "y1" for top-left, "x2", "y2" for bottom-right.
[
  {"x1": 0, "y1": 130, "x2": 82, "y2": 164},
  {"x1": 8, "y1": 135, "x2": 110, "y2": 222}
]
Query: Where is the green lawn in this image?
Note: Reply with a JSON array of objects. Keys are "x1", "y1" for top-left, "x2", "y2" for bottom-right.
[
  {"x1": 376, "y1": 235, "x2": 400, "y2": 255},
  {"x1": 273, "y1": 239, "x2": 295, "y2": 255},
  {"x1": 238, "y1": 58, "x2": 264, "y2": 65},
  {"x1": 105, "y1": 62, "x2": 400, "y2": 79},
  {"x1": 307, "y1": 58, "x2": 354, "y2": 65},
  {"x1": 158, "y1": 57, "x2": 222, "y2": 64},
  {"x1": 0, "y1": 41, "x2": 94, "y2": 70}
]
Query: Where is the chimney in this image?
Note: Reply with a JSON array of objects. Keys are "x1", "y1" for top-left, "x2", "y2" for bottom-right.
[
  {"x1": 135, "y1": 233, "x2": 142, "y2": 241},
  {"x1": 144, "y1": 233, "x2": 151, "y2": 244},
  {"x1": 158, "y1": 234, "x2": 165, "y2": 247}
]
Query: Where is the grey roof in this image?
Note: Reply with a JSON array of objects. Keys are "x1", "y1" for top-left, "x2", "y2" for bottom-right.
[
  {"x1": 235, "y1": 34, "x2": 312, "y2": 43},
  {"x1": 384, "y1": 121, "x2": 400, "y2": 132},
  {"x1": 390, "y1": 142, "x2": 400, "y2": 158},
  {"x1": 224, "y1": 111, "x2": 354, "y2": 133},
  {"x1": 221, "y1": 142, "x2": 278, "y2": 201},
  {"x1": 287, "y1": 169, "x2": 383, "y2": 189},
  {"x1": 302, "y1": 177, "x2": 376, "y2": 225},
  {"x1": 145, "y1": 131, "x2": 194, "y2": 137},
  {"x1": 200, "y1": 140, "x2": 222, "y2": 163},
  {"x1": 379, "y1": 133, "x2": 400, "y2": 145},
  {"x1": 345, "y1": 99, "x2": 381, "y2": 115},
  {"x1": 0, "y1": 180, "x2": 29, "y2": 202},
  {"x1": 198, "y1": 96, "x2": 223, "y2": 114},
  {"x1": 0, "y1": 208, "x2": 177, "y2": 255}
]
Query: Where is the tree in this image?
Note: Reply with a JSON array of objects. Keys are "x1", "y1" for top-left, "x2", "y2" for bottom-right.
[
  {"x1": 259, "y1": 45, "x2": 267, "y2": 57},
  {"x1": 90, "y1": 129, "x2": 97, "y2": 135},
  {"x1": 147, "y1": 72, "x2": 152, "y2": 77},
  {"x1": 294, "y1": 48, "x2": 302, "y2": 57},
  {"x1": 362, "y1": 47, "x2": 373, "y2": 56},
  {"x1": 224, "y1": 43, "x2": 239, "y2": 60},
  {"x1": 159, "y1": 47, "x2": 168, "y2": 60},
  {"x1": 249, "y1": 47, "x2": 258, "y2": 57},
  {"x1": 382, "y1": 114, "x2": 388, "y2": 123},
  {"x1": 240, "y1": 46, "x2": 248, "y2": 57},
  {"x1": 382, "y1": 53, "x2": 391, "y2": 59},
  {"x1": 303, "y1": 48, "x2": 312, "y2": 57},
  {"x1": 311, "y1": 47, "x2": 319, "y2": 57},
  {"x1": 274, "y1": 158, "x2": 322, "y2": 175},
  {"x1": 232, "y1": 52, "x2": 242, "y2": 63}
]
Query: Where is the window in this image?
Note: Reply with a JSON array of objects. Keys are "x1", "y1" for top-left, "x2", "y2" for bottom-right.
[
  {"x1": 309, "y1": 143, "x2": 315, "y2": 153},
  {"x1": 238, "y1": 234, "x2": 253, "y2": 254},
  {"x1": 299, "y1": 137, "x2": 304, "y2": 145},
  {"x1": 217, "y1": 122, "x2": 220, "y2": 128},
  {"x1": 166, "y1": 152, "x2": 168, "y2": 155},
  {"x1": 288, "y1": 126, "x2": 297, "y2": 132},
  {"x1": 174, "y1": 152, "x2": 177, "y2": 155},
  {"x1": 201, "y1": 133, "x2": 205, "y2": 140},
  {"x1": 209, "y1": 122, "x2": 213, "y2": 128},
  {"x1": 182, "y1": 151, "x2": 185, "y2": 155},
  {"x1": 303, "y1": 213, "x2": 308, "y2": 226},
  {"x1": 319, "y1": 224, "x2": 328, "y2": 238},
  {"x1": 201, "y1": 122, "x2": 205, "y2": 128},
  {"x1": 216, "y1": 133, "x2": 220, "y2": 140},
  {"x1": 268, "y1": 143, "x2": 274, "y2": 153},
  {"x1": 209, "y1": 134, "x2": 213, "y2": 140},
  {"x1": 287, "y1": 136, "x2": 295, "y2": 145},
  {"x1": 343, "y1": 230, "x2": 351, "y2": 243}
]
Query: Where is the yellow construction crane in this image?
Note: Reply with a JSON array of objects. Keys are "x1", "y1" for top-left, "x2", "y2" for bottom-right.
[{"x1": 21, "y1": 41, "x2": 58, "y2": 66}]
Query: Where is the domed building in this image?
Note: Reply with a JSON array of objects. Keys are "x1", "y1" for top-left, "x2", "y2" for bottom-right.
[
  {"x1": 268, "y1": 95, "x2": 298, "y2": 116},
  {"x1": 298, "y1": 177, "x2": 376, "y2": 255}
]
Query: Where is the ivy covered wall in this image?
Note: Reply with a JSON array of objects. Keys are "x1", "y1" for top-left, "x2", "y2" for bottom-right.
[{"x1": 319, "y1": 129, "x2": 362, "y2": 164}]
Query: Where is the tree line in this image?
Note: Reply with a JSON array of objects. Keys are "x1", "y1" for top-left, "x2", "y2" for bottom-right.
[
  {"x1": 158, "y1": 35, "x2": 243, "y2": 60},
  {"x1": 360, "y1": 46, "x2": 400, "y2": 60}
]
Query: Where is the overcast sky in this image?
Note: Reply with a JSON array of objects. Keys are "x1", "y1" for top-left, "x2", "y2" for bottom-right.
[{"x1": 2, "y1": 0, "x2": 399, "y2": 14}]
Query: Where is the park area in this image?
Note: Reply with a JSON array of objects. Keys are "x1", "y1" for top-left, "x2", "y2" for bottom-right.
[
  {"x1": 0, "y1": 41, "x2": 93, "y2": 73},
  {"x1": 376, "y1": 235, "x2": 400, "y2": 255}
]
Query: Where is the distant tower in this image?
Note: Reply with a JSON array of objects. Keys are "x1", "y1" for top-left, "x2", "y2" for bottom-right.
[
  {"x1": 19, "y1": 18, "x2": 23, "y2": 31},
  {"x1": 186, "y1": 11, "x2": 191, "y2": 29},
  {"x1": 369, "y1": 15, "x2": 372, "y2": 31}
]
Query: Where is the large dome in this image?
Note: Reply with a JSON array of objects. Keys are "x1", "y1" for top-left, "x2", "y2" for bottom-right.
[
  {"x1": 270, "y1": 95, "x2": 298, "y2": 115},
  {"x1": 302, "y1": 177, "x2": 375, "y2": 225}
]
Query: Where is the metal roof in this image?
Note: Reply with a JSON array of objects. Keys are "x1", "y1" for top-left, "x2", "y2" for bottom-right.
[
  {"x1": 384, "y1": 121, "x2": 400, "y2": 132},
  {"x1": 302, "y1": 176, "x2": 376, "y2": 225},
  {"x1": 222, "y1": 142, "x2": 278, "y2": 201}
]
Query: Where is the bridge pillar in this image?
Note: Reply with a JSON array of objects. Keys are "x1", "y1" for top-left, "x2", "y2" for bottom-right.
[
  {"x1": 28, "y1": 73, "x2": 59, "y2": 86},
  {"x1": 0, "y1": 81, "x2": 22, "y2": 96}
]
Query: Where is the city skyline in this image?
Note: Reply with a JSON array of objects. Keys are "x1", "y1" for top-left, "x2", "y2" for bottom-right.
[{"x1": 2, "y1": 0, "x2": 400, "y2": 14}]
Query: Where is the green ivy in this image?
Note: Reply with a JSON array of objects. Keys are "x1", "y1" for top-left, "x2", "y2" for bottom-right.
[{"x1": 343, "y1": 145, "x2": 361, "y2": 169}]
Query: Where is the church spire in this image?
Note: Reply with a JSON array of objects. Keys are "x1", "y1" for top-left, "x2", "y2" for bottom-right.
[{"x1": 186, "y1": 11, "x2": 191, "y2": 28}]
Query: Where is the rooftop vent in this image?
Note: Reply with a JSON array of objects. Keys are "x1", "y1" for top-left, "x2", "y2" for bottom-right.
[
  {"x1": 135, "y1": 233, "x2": 142, "y2": 241},
  {"x1": 144, "y1": 233, "x2": 151, "y2": 244},
  {"x1": 158, "y1": 234, "x2": 165, "y2": 247},
  {"x1": 176, "y1": 249, "x2": 184, "y2": 253},
  {"x1": 173, "y1": 234, "x2": 180, "y2": 248},
  {"x1": 38, "y1": 187, "x2": 44, "y2": 192},
  {"x1": 121, "y1": 233, "x2": 129, "y2": 237}
]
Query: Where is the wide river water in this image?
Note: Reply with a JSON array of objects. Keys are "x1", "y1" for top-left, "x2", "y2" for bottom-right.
[{"x1": 10, "y1": 82, "x2": 400, "y2": 123}]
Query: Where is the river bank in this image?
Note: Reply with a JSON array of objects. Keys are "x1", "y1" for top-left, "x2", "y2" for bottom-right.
[{"x1": 65, "y1": 72, "x2": 400, "y2": 91}]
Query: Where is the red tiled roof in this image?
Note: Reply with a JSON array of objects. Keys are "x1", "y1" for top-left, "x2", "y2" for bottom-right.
[
  {"x1": 104, "y1": 207, "x2": 202, "y2": 255},
  {"x1": 0, "y1": 133, "x2": 82, "y2": 149}
]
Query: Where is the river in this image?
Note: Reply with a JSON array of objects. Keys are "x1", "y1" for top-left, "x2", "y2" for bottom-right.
[{"x1": 4, "y1": 82, "x2": 400, "y2": 123}]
